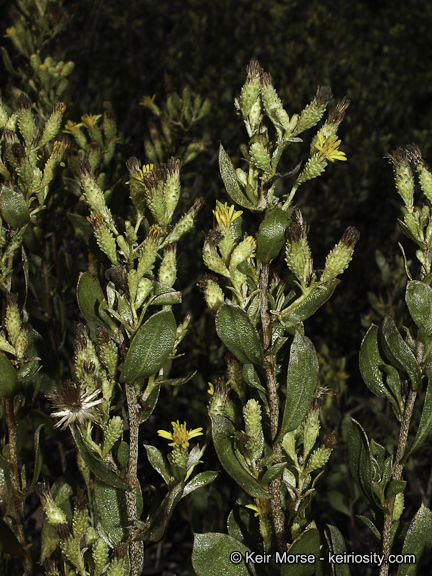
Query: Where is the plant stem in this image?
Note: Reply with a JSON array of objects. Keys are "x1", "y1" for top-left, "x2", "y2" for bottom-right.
[
  {"x1": 4, "y1": 397, "x2": 32, "y2": 575},
  {"x1": 125, "y1": 382, "x2": 141, "y2": 576},
  {"x1": 259, "y1": 262, "x2": 286, "y2": 552},
  {"x1": 380, "y1": 388, "x2": 417, "y2": 576}
]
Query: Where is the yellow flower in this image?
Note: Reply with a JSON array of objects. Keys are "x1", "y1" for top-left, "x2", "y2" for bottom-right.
[
  {"x1": 207, "y1": 382, "x2": 214, "y2": 396},
  {"x1": 4, "y1": 27, "x2": 17, "y2": 38},
  {"x1": 63, "y1": 120, "x2": 83, "y2": 134},
  {"x1": 81, "y1": 114, "x2": 102, "y2": 129},
  {"x1": 245, "y1": 498, "x2": 271, "y2": 517},
  {"x1": 213, "y1": 201, "x2": 243, "y2": 229},
  {"x1": 314, "y1": 133, "x2": 347, "y2": 163},
  {"x1": 158, "y1": 420, "x2": 203, "y2": 449}
]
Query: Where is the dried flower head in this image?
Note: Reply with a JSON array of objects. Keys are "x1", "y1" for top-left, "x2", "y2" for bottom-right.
[{"x1": 47, "y1": 380, "x2": 103, "y2": 429}]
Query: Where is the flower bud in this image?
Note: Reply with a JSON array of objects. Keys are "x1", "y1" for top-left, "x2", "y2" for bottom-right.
[
  {"x1": 305, "y1": 445, "x2": 332, "y2": 473},
  {"x1": 321, "y1": 226, "x2": 360, "y2": 282},
  {"x1": 407, "y1": 144, "x2": 432, "y2": 205},
  {"x1": 163, "y1": 197, "x2": 205, "y2": 245},
  {"x1": 393, "y1": 492, "x2": 404, "y2": 522},
  {"x1": 14, "y1": 324, "x2": 29, "y2": 360},
  {"x1": 238, "y1": 61, "x2": 262, "y2": 118},
  {"x1": 36, "y1": 482, "x2": 67, "y2": 526},
  {"x1": 79, "y1": 161, "x2": 115, "y2": 228},
  {"x1": 5, "y1": 293, "x2": 21, "y2": 346},
  {"x1": 282, "y1": 431, "x2": 297, "y2": 464},
  {"x1": 203, "y1": 229, "x2": 230, "y2": 277},
  {"x1": 243, "y1": 399, "x2": 264, "y2": 461},
  {"x1": 285, "y1": 210, "x2": 312, "y2": 285},
  {"x1": 158, "y1": 242, "x2": 177, "y2": 287},
  {"x1": 229, "y1": 236, "x2": 256, "y2": 275},
  {"x1": 96, "y1": 327, "x2": 118, "y2": 376},
  {"x1": 39, "y1": 102, "x2": 66, "y2": 148},
  {"x1": 293, "y1": 86, "x2": 332, "y2": 135},
  {"x1": 87, "y1": 212, "x2": 118, "y2": 265},
  {"x1": 163, "y1": 157, "x2": 182, "y2": 222},
  {"x1": 72, "y1": 489, "x2": 89, "y2": 541},
  {"x1": 102, "y1": 416, "x2": 123, "y2": 458},
  {"x1": 386, "y1": 148, "x2": 415, "y2": 209},
  {"x1": 197, "y1": 273, "x2": 225, "y2": 312},
  {"x1": 249, "y1": 141, "x2": 272, "y2": 174},
  {"x1": 17, "y1": 94, "x2": 36, "y2": 147},
  {"x1": 302, "y1": 408, "x2": 320, "y2": 459},
  {"x1": 107, "y1": 544, "x2": 128, "y2": 576},
  {"x1": 92, "y1": 537, "x2": 109, "y2": 574},
  {"x1": 135, "y1": 277, "x2": 153, "y2": 308}
]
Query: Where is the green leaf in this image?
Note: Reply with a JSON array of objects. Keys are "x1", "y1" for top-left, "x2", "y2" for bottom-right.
[
  {"x1": 219, "y1": 144, "x2": 258, "y2": 210},
  {"x1": 277, "y1": 331, "x2": 319, "y2": 441},
  {"x1": 0, "y1": 187, "x2": 30, "y2": 228},
  {"x1": 359, "y1": 325, "x2": 402, "y2": 415},
  {"x1": 120, "y1": 309, "x2": 176, "y2": 383},
  {"x1": 380, "y1": 315, "x2": 422, "y2": 390},
  {"x1": 144, "y1": 445, "x2": 170, "y2": 483},
  {"x1": 26, "y1": 424, "x2": 44, "y2": 495},
  {"x1": 325, "y1": 524, "x2": 352, "y2": 576},
  {"x1": 357, "y1": 516, "x2": 381, "y2": 540},
  {"x1": 406, "y1": 281, "x2": 432, "y2": 336},
  {"x1": 150, "y1": 291, "x2": 182, "y2": 305},
  {"x1": 242, "y1": 363, "x2": 266, "y2": 392},
  {"x1": 182, "y1": 471, "x2": 219, "y2": 498},
  {"x1": 147, "y1": 481, "x2": 184, "y2": 541},
  {"x1": 216, "y1": 302, "x2": 265, "y2": 366},
  {"x1": 211, "y1": 414, "x2": 270, "y2": 500},
  {"x1": 347, "y1": 419, "x2": 374, "y2": 506},
  {"x1": 386, "y1": 479, "x2": 406, "y2": 500},
  {"x1": 70, "y1": 426, "x2": 129, "y2": 490},
  {"x1": 0, "y1": 354, "x2": 19, "y2": 397},
  {"x1": 192, "y1": 532, "x2": 258, "y2": 576},
  {"x1": 279, "y1": 280, "x2": 340, "y2": 327},
  {"x1": 281, "y1": 529, "x2": 320, "y2": 576},
  {"x1": 261, "y1": 462, "x2": 286, "y2": 486},
  {"x1": 405, "y1": 375, "x2": 432, "y2": 461},
  {"x1": 256, "y1": 207, "x2": 291, "y2": 263},
  {"x1": 397, "y1": 504, "x2": 432, "y2": 575},
  {"x1": 76, "y1": 272, "x2": 107, "y2": 327},
  {"x1": 94, "y1": 480, "x2": 128, "y2": 545},
  {"x1": 0, "y1": 516, "x2": 26, "y2": 558}
]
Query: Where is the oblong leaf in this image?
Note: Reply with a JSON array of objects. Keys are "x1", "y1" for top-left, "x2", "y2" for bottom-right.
[
  {"x1": 406, "y1": 281, "x2": 432, "y2": 336},
  {"x1": 282, "y1": 528, "x2": 320, "y2": 576},
  {"x1": 256, "y1": 207, "x2": 291, "y2": 263},
  {"x1": 0, "y1": 187, "x2": 30, "y2": 228},
  {"x1": 279, "y1": 280, "x2": 340, "y2": 327},
  {"x1": 120, "y1": 309, "x2": 176, "y2": 383},
  {"x1": 277, "y1": 331, "x2": 319, "y2": 441},
  {"x1": 405, "y1": 375, "x2": 432, "y2": 461},
  {"x1": 219, "y1": 144, "x2": 258, "y2": 210},
  {"x1": 211, "y1": 414, "x2": 270, "y2": 499},
  {"x1": 398, "y1": 504, "x2": 432, "y2": 576},
  {"x1": 94, "y1": 480, "x2": 128, "y2": 545},
  {"x1": 193, "y1": 532, "x2": 258, "y2": 576},
  {"x1": 0, "y1": 517, "x2": 26, "y2": 558},
  {"x1": 76, "y1": 272, "x2": 106, "y2": 326},
  {"x1": 347, "y1": 419, "x2": 374, "y2": 506},
  {"x1": 215, "y1": 302, "x2": 264, "y2": 366},
  {"x1": 182, "y1": 471, "x2": 219, "y2": 498},
  {"x1": 0, "y1": 354, "x2": 19, "y2": 397},
  {"x1": 144, "y1": 445, "x2": 170, "y2": 483},
  {"x1": 380, "y1": 315, "x2": 422, "y2": 390},
  {"x1": 325, "y1": 524, "x2": 352, "y2": 576}
]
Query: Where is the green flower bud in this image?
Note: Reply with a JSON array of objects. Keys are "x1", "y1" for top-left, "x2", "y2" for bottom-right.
[
  {"x1": 238, "y1": 60, "x2": 262, "y2": 118},
  {"x1": 59, "y1": 526, "x2": 85, "y2": 571},
  {"x1": 103, "y1": 416, "x2": 123, "y2": 458},
  {"x1": 236, "y1": 168, "x2": 248, "y2": 188},
  {"x1": 407, "y1": 144, "x2": 432, "y2": 204},
  {"x1": 303, "y1": 408, "x2": 320, "y2": 460},
  {"x1": 36, "y1": 482, "x2": 67, "y2": 526},
  {"x1": 285, "y1": 211, "x2": 312, "y2": 285},
  {"x1": 163, "y1": 157, "x2": 182, "y2": 222},
  {"x1": 0, "y1": 91, "x2": 8, "y2": 129},
  {"x1": 102, "y1": 101, "x2": 117, "y2": 142},
  {"x1": 5, "y1": 294, "x2": 21, "y2": 346},
  {"x1": 243, "y1": 399, "x2": 264, "y2": 460},
  {"x1": 78, "y1": 161, "x2": 115, "y2": 229},
  {"x1": 226, "y1": 353, "x2": 246, "y2": 403},
  {"x1": 17, "y1": 94, "x2": 36, "y2": 147},
  {"x1": 158, "y1": 242, "x2": 177, "y2": 287},
  {"x1": 96, "y1": 327, "x2": 118, "y2": 376},
  {"x1": 163, "y1": 197, "x2": 205, "y2": 245},
  {"x1": 208, "y1": 377, "x2": 229, "y2": 416},
  {"x1": 72, "y1": 490, "x2": 89, "y2": 541},
  {"x1": 85, "y1": 526, "x2": 98, "y2": 546},
  {"x1": 293, "y1": 85, "x2": 333, "y2": 135},
  {"x1": 39, "y1": 141, "x2": 68, "y2": 202},
  {"x1": 321, "y1": 226, "x2": 360, "y2": 282},
  {"x1": 107, "y1": 544, "x2": 128, "y2": 576},
  {"x1": 127, "y1": 269, "x2": 138, "y2": 305},
  {"x1": 135, "y1": 277, "x2": 153, "y2": 308},
  {"x1": 92, "y1": 537, "x2": 110, "y2": 575},
  {"x1": 87, "y1": 212, "x2": 118, "y2": 265},
  {"x1": 39, "y1": 102, "x2": 66, "y2": 148},
  {"x1": 386, "y1": 148, "x2": 415, "y2": 209},
  {"x1": 203, "y1": 229, "x2": 230, "y2": 277},
  {"x1": 295, "y1": 154, "x2": 326, "y2": 187},
  {"x1": 260, "y1": 71, "x2": 287, "y2": 130},
  {"x1": 14, "y1": 324, "x2": 29, "y2": 360},
  {"x1": 229, "y1": 236, "x2": 256, "y2": 275},
  {"x1": 249, "y1": 141, "x2": 272, "y2": 174},
  {"x1": 305, "y1": 445, "x2": 332, "y2": 473},
  {"x1": 403, "y1": 211, "x2": 419, "y2": 238},
  {"x1": 319, "y1": 96, "x2": 350, "y2": 141},
  {"x1": 137, "y1": 225, "x2": 163, "y2": 277},
  {"x1": 197, "y1": 273, "x2": 224, "y2": 312},
  {"x1": 170, "y1": 445, "x2": 189, "y2": 469}
]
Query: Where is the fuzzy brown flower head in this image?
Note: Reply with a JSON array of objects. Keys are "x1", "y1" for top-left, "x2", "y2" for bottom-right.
[
  {"x1": 260, "y1": 71, "x2": 273, "y2": 89},
  {"x1": 197, "y1": 272, "x2": 219, "y2": 294},
  {"x1": 96, "y1": 326, "x2": 110, "y2": 346},
  {"x1": 18, "y1": 93, "x2": 31, "y2": 110},
  {"x1": 56, "y1": 523, "x2": 71, "y2": 540},
  {"x1": 78, "y1": 160, "x2": 92, "y2": 179},
  {"x1": 47, "y1": 380, "x2": 103, "y2": 429},
  {"x1": 103, "y1": 101, "x2": 115, "y2": 119},
  {"x1": 114, "y1": 543, "x2": 128, "y2": 560},
  {"x1": 247, "y1": 60, "x2": 264, "y2": 82},
  {"x1": 126, "y1": 156, "x2": 141, "y2": 175},
  {"x1": 191, "y1": 196, "x2": 205, "y2": 215},
  {"x1": 406, "y1": 143, "x2": 424, "y2": 167},
  {"x1": 44, "y1": 559, "x2": 59, "y2": 576},
  {"x1": 328, "y1": 96, "x2": 350, "y2": 126},
  {"x1": 2, "y1": 129, "x2": 16, "y2": 145},
  {"x1": 12, "y1": 143, "x2": 26, "y2": 163},
  {"x1": 341, "y1": 226, "x2": 360, "y2": 249},
  {"x1": 204, "y1": 228, "x2": 224, "y2": 248},
  {"x1": 286, "y1": 209, "x2": 309, "y2": 242},
  {"x1": 316, "y1": 85, "x2": 333, "y2": 107},
  {"x1": 385, "y1": 147, "x2": 409, "y2": 171}
]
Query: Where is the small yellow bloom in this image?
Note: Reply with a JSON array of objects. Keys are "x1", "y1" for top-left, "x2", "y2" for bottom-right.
[
  {"x1": 81, "y1": 114, "x2": 102, "y2": 129},
  {"x1": 314, "y1": 133, "x2": 347, "y2": 163},
  {"x1": 158, "y1": 420, "x2": 203, "y2": 449},
  {"x1": 207, "y1": 382, "x2": 214, "y2": 396},
  {"x1": 245, "y1": 498, "x2": 270, "y2": 517},
  {"x1": 4, "y1": 27, "x2": 17, "y2": 38},
  {"x1": 128, "y1": 163, "x2": 157, "y2": 184},
  {"x1": 213, "y1": 201, "x2": 243, "y2": 229},
  {"x1": 63, "y1": 120, "x2": 83, "y2": 134}
]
